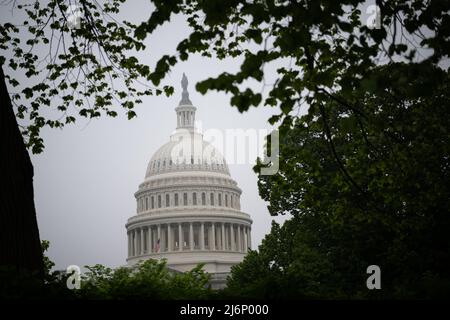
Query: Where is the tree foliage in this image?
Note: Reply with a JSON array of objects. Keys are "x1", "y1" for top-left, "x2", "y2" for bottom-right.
[
  {"x1": 76, "y1": 259, "x2": 212, "y2": 299},
  {"x1": 229, "y1": 63, "x2": 450, "y2": 298},
  {"x1": 136, "y1": 0, "x2": 449, "y2": 118},
  {"x1": 2, "y1": 242, "x2": 213, "y2": 299},
  {"x1": 0, "y1": 0, "x2": 173, "y2": 153}
]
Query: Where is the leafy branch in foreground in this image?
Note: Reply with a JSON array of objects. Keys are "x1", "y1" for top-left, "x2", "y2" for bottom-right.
[
  {"x1": 137, "y1": 0, "x2": 449, "y2": 117},
  {"x1": 0, "y1": 0, "x2": 173, "y2": 153}
]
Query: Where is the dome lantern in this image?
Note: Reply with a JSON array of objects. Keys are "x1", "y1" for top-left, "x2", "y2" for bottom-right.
[{"x1": 176, "y1": 73, "x2": 196, "y2": 130}]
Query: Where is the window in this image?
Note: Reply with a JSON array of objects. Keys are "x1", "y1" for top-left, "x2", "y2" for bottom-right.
[
  {"x1": 145, "y1": 197, "x2": 148, "y2": 210},
  {"x1": 202, "y1": 192, "x2": 206, "y2": 205},
  {"x1": 166, "y1": 194, "x2": 170, "y2": 207},
  {"x1": 218, "y1": 194, "x2": 222, "y2": 206},
  {"x1": 183, "y1": 193, "x2": 188, "y2": 206},
  {"x1": 225, "y1": 194, "x2": 228, "y2": 207},
  {"x1": 210, "y1": 193, "x2": 214, "y2": 206},
  {"x1": 230, "y1": 195, "x2": 233, "y2": 208},
  {"x1": 175, "y1": 193, "x2": 179, "y2": 206},
  {"x1": 151, "y1": 196, "x2": 154, "y2": 209},
  {"x1": 158, "y1": 195, "x2": 161, "y2": 208},
  {"x1": 193, "y1": 192, "x2": 197, "y2": 205}
]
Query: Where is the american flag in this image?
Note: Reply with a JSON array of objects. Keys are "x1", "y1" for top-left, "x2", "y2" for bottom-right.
[{"x1": 155, "y1": 238, "x2": 160, "y2": 253}]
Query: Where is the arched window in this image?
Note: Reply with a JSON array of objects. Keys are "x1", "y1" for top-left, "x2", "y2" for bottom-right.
[
  {"x1": 166, "y1": 194, "x2": 170, "y2": 207},
  {"x1": 175, "y1": 193, "x2": 179, "y2": 206},
  {"x1": 183, "y1": 193, "x2": 188, "y2": 206},
  {"x1": 158, "y1": 195, "x2": 161, "y2": 208},
  {"x1": 202, "y1": 192, "x2": 206, "y2": 205},
  {"x1": 218, "y1": 194, "x2": 222, "y2": 206},
  {"x1": 210, "y1": 193, "x2": 215, "y2": 206},
  {"x1": 193, "y1": 192, "x2": 197, "y2": 205}
]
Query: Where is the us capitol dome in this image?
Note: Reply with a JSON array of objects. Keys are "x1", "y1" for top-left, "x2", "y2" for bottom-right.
[{"x1": 125, "y1": 74, "x2": 252, "y2": 287}]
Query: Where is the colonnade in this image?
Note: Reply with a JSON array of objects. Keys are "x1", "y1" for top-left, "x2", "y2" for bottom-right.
[
  {"x1": 127, "y1": 221, "x2": 251, "y2": 257},
  {"x1": 137, "y1": 190, "x2": 241, "y2": 213}
]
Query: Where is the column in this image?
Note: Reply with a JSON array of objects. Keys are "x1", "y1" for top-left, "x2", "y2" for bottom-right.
[
  {"x1": 130, "y1": 231, "x2": 132, "y2": 256},
  {"x1": 140, "y1": 228, "x2": 145, "y2": 255},
  {"x1": 150, "y1": 227, "x2": 154, "y2": 252},
  {"x1": 167, "y1": 224, "x2": 172, "y2": 252},
  {"x1": 157, "y1": 224, "x2": 161, "y2": 252},
  {"x1": 221, "y1": 223, "x2": 225, "y2": 251},
  {"x1": 211, "y1": 222, "x2": 216, "y2": 251},
  {"x1": 135, "y1": 229, "x2": 140, "y2": 255},
  {"x1": 178, "y1": 223, "x2": 183, "y2": 251},
  {"x1": 230, "y1": 224, "x2": 235, "y2": 251},
  {"x1": 200, "y1": 222, "x2": 205, "y2": 250},
  {"x1": 137, "y1": 229, "x2": 140, "y2": 255},
  {"x1": 189, "y1": 223, "x2": 194, "y2": 250},
  {"x1": 244, "y1": 227, "x2": 248, "y2": 252},
  {"x1": 146, "y1": 227, "x2": 149, "y2": 253},
  {"x1": 127, "y1": 232, "x2": 130, "y2": 257},
  {"x1": 147, "y1": 226, "x2": 153, "y2": 253},
  {"x1": 133, "y1": 229, "x2": 137, "y2": 256},
  {"x1": 237, "y1": 225, "x2": 241, "y2": 252}
]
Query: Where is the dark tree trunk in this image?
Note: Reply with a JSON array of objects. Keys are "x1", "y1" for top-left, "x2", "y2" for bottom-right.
[{"x1": 0, "y1": 66, "x2": 44, "y2": 277}]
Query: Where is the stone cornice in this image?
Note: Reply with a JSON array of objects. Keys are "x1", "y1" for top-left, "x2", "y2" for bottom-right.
[
  {"x1": 135, "y1": 183, "x2": 242, "y2": 198},
  {"x1": 139, "y1": 172, "x2": 239, "y2": 189},
  {"x1": 126, "y1": 210, "x2": 252, "y2": 229}
]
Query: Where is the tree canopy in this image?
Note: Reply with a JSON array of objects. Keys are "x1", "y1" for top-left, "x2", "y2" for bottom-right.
[
  {"x1": 137, "y1": 0, "x2": 449, "y2": 117},
  {"x1": 1, "y1": 242, "x2": 214, "y2": 299},
  {"x1": 227, "y1": 62, "x2": 450, "y2": 298},
  {"x1": 0, "y1": 0, "x2": 173, "y2": 153}
]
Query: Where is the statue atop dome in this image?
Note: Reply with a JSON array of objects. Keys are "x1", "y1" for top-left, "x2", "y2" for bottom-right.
[
  {"x1": 179, "y1": 73, "x2": 192, "y2": 105},
  {"x1": 181, "y1": 73, "x2": 188, "y2": 90}
]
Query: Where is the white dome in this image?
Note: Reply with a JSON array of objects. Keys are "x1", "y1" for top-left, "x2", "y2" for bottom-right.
[{"x1": 145, "y1": 134, "x2": 230, "y2": 178}]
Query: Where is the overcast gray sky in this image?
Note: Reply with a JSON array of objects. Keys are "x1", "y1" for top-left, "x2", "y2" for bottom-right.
[{"x1": 16, "y1": 2, "x2": 291, "y2": 270}]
